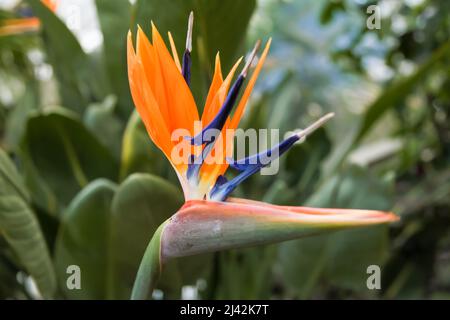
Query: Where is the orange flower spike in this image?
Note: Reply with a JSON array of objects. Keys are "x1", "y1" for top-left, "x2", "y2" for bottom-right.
[
  {"x1": 42, "y1": 0, "x2": 58, "y2": 12},
  {"x1": 136, "y1": 26, "x2": 171, "y2": 129},
  {"x1": 0, "y1": 18, "x2": 39, "y2": 36},
  {"x1": 230, "y1": 38, "x2": 272, "y2": 130},
  {"x1": 126, "y1": 13, "x2": 397, "y2": 205},
  {"x1": 151, "y1": 22, "x2": 199, "y2": 135},
  {"x1": 0, "y1": 0, "x2": 58, "y2": 37},
  {"x1": 202, "y1": 55, "x2": 243, "y2": 127},
  {"x1": 202, "y1": 54, "x2": 224, "y2": 126},
  {"x1": 168, "y1": 31, "x2": 182, "y2": 72},
  {"x1": 127, "y1": 32, "x2": 172, "y2": 159},
  {"x1": 129, "y1": 12, "x2": 399, "y2": 300},
  {"x1": 199, "y1": 40, "x2": 270, "y2": 185},
  {"x1": 199, "y1": 57, "x2": 242, "y2": 189}
]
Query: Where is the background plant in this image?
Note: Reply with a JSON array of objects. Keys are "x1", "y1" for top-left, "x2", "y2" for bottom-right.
[{"x1": 0, "y1": 0, "x2": 449, "y2": 299}]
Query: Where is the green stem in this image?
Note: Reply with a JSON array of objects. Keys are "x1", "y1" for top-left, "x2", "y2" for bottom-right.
[{"x1": 130, "y1": 221, "x2": 168, "y2": 300}]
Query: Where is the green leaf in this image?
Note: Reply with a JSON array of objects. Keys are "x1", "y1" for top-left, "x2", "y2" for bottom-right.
[
  {"x1": 95, "y1": 0, "x2": 133, "y2": 118},
  {"x1": 320, "y1": 0, "x2": 346, "y2": 25},
  {"x1": 110, "y1": 173, "x2": 185, "y2": 299},
  {"x1": 53, "y1": 174, "x2": 189, "y2": 299},
  {"x1": 134, "y1": 0, "x2": 256, "y2": 104},
  {"x1": 209, "y1": 246, "x2": 277, "y2": 299},
  {"x1": 283, "y1": 127, "x2": 331, "y2": 199},
  {"x1": 54, "y1": 179, "x2": 117, "y2": 299},
  {"x1": 3, "y1": 84, "x2": 39, "y2": 150},
  {"x1": 27, "y1": 0, "x2": 106, "y2": 112},
  {"x1": 325, "y1": 40, "x2": 450, "y2": 175},
  {"x1": 0, "y1": 253, "x2": 23, "y2": 299},
  {"x1": 267, "y1": 80, "x2": 302, "y2": 131},
  {"x1": 279, "y1": 166, "x2": 393, "y2": 297},
  {"x1": 21, "y1": 108, "x2": 118, "y2": 213},
  {"x1": 130, "y1": 220, "x2": 167, "y2": 300},
  {"x1": 83, "y1": 95, "x2": 123, "y2": 159},
  {"x1": 0, "y1": 148, "x2": 29, "y2": 201},
  {"x1": 119, "y1": 111, "x2": 165, "y2": 180},
  {"x1": 355, "y1": 41, "x2": 450, "y2": 144},
  {"x1": 0, "y1": 148, "x2": 56, "y2": 298}
]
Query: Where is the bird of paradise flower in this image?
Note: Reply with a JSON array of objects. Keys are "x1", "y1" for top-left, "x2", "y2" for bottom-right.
[
  {"x1": 127, "y1": 12, "x2": 398, "y2": 299},
  {"x1": 0, "y1": 0, "x2": 57, "y2": 36}
]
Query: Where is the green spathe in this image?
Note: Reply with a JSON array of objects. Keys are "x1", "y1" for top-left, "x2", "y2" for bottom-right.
[
  {"x1": 131, "y1": 198, "x2": 397, "y2": 299},
  {"x1": 161, "y1": 199, "x2": 398, "y2": 258}
]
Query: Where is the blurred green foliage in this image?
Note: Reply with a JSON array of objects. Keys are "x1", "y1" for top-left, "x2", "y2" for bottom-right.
[{"x1": 0, "y1": 0, "x2": 449, "y2": 299}]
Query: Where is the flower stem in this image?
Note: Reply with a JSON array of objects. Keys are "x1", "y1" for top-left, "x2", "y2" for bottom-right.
[{"x1": 130, "y1": 221, "x2": 167, "y2": 300}]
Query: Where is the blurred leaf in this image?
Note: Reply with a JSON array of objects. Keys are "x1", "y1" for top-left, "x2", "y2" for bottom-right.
[
  {"x1": 83, "y1": 95, "x2": 123, "y2": 159},
  {"x1": 267, "y1": 80, "x2": 302, "y2": 131},
  {"x1": 257, "y1": 127, "x2": 331, "y2": 205},
  {"x1": 110, "y1": 174, "x2": 211, "y2": 299},
  {"x1": 134, "y1": 0, "x2": 256, "y2": 103},
  {"x1": 326, "y1": 40, "x2": 450, "y2": 175},
  {"x1": 0, "y1": 148, "x2": 29, "y2": 201},
  {"x1": 19, "y1": 151, "x2": 59, "y2": 217},
  {"x1": 394, "y1": 169, "x2": 450, "y2": 215},
  {"x1": 110, "y1": 173, "x2": 192, "y2": 299},
  {"x1": 119, "y1": 111, "x2": 165, "y2": 180},
  {"x1": 21, "y1": 108, "x2": 118, "y2": 213},
  {"x1": 55, "y1": 173, "x2": 205, "y2": 299},
  {"x1": 0, "y1": 252, "x2": 23, "y2": 299},
  {"x1": 320, "y1": 0, "x2": 346, "y2": 25},
  {"x1": 279, "y1": 166, "x2": 393, "y2": 297},
  {"x1": 210, "y1": 246, "x2": 276, "y2": 299},
  {"x1": 0, "y1": 147, "x2": 56, "y2": 298},
  {"x1": 3, "y1": 84, "x2": 38, "y2": 149},
  {"x1": 382, "y1": 206, "x2": 450, "y2": 299},
  {"x1": 27, "y1": 0, "x2": 106, "y2": 112},
  {"x1": 283, "y1": 127, "x2": 331, "y2": 201},
  {"x1": 95, "y1": 0, "x2": 133, "y2": 118},
  {"x1": 355, "y1": 41, "x2": 450, "y2": 144},
  {"x1": 54, "y1": 179, "x2": 117, "y2": 299}
]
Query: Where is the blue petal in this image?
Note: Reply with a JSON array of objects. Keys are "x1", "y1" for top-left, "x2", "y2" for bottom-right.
[
  {"x1": 17, "y1": 7, "x2": 34, "y2": 18},
  {"x1": 188, "y1": 75, "x2": 244, "y2": 146},
  {"x1": 182, "y1": 50, "x2": 191, "y2": 86},
  {"x1": 210, "y1": 134, "x2": 300, "y2": 201}
]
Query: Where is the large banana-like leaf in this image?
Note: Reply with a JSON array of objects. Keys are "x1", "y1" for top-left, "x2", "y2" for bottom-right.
[
  {"x1": 54, "y1": 174, "x2": 202, "y2": 299},
  {"x1": 27, "y1": 0, "x2": 107, "y2": 113},
  {"x1": 325, "y1": 40, "x2": 450, "y2": 175},
  {"x1": 109, "y1": 174, "x2": 185, "y2": 299},
  {"x1": 95, "y1": 0, "x2": 134, "y2": 118},
  {"x1": 83, "y1": 95, "x2": 123, "y2": 160},
  {"x1": 119, "y1": 111, "x2": 166, "y2": 180},
  {"x1": 0, "y1": 148, "x2": 56, "y2": 298},
  {"x1": 54, "y1": 179, "x2": 117, "y2": 299},
  {"x1": 21, "y1": 108, "x2": 118, "y2": 214}
]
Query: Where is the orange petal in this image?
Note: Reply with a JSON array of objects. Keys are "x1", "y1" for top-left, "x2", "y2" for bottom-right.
[
  {"x1": 0, "y1": 18, "x2": 40, "y2": 36},
  {"x1": 202, "y1": 53, "x2": 223, "y2": 125},
  {"x1": 0, "y1": 1, "x2": 57, "y2": 37},
  {"x1": 197, "y1": 60, "x2": 244, "y2": 188},
  {"x1": 202, "y1": 56, "x2": 243, "y2": 127},
  {"x1": 151, "y1": 22, "x2": 199, "y2": 134},
  {"x1": 168, "y1": 31, "x2": 182, "y2": 72},
  {"x1": 127, "y1": 32, "x2": 173, "y2": 161},
  {"x1": 136, "y1": 26, "x2": 171, "y2": 128},
  {"x1": 197, "y1": 41, "x2": 271, "y2": 187},
  {"x1": 42, "y1": 0, "x2": 58, "y2": 11},
  {"x1": 230, "y1": 39, "x2": 272, "y2": 130}
]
